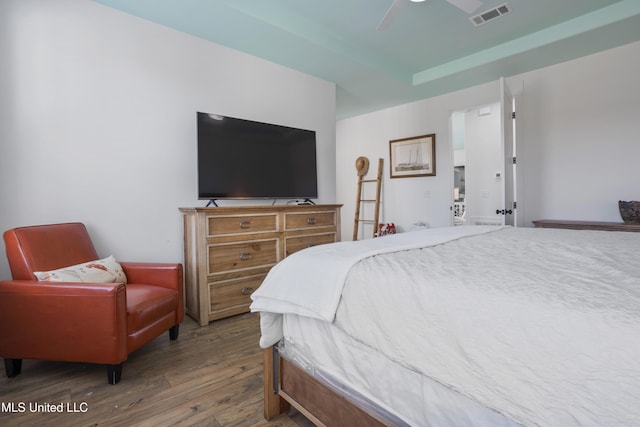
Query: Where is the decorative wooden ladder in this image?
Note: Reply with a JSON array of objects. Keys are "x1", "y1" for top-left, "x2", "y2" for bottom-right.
[{"x1": 353, "y1": 157, "x2": 383, "y2": 240}]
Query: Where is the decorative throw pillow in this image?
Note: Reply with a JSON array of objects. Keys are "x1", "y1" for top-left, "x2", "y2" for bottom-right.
[{"x1": 34, "y1": 255, "x2": 127, "y2": 284}]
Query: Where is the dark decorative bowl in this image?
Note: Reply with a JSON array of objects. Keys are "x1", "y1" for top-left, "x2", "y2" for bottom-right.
[{"x1": 619, "y1": 200, "x2": 640, "y2": 224}]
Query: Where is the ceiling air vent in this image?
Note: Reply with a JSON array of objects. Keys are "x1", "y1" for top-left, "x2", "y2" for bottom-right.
[{"x1": 470, "y1": 2, "x2": 512, "y2": 27}]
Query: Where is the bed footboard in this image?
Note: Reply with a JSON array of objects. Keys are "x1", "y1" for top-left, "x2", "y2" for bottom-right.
[
  {"x1": 263, "y1": 346, "x2": 290, "y2": 420},
  {"x1": 263, "y1": 346, "x2": 389, "y2": 426}
]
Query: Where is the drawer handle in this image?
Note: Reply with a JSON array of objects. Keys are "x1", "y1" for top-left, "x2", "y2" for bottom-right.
[
  {"x1": 239, "y1": 252, "x2": 252, "y2": 261},
  {"x1": 239, "y1": 221, "x2": 252, "y2": 229},
  {"x1": 306, "y1": 217, "x2": 317, "y2": 225},
  {"x1": 241, "y1": 287, "x2": 254, "y2": 295}
]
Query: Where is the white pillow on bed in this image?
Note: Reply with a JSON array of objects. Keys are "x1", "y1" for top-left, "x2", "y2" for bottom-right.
[{"x1": 34, "y1": 255, "x2": 127, "y2": 284}]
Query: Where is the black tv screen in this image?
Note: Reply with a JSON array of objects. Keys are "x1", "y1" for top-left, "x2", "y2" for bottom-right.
[{"x1": 197, "y1": 112, "x2": 318, "y2": 200}]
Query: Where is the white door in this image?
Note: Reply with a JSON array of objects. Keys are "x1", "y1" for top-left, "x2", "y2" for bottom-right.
[{"x1": 500, "y1": 77, "x2": 515, "y2": 226}]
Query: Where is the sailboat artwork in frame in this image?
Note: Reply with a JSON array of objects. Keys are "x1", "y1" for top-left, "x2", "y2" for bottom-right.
[{"x1": 389, "y1": 134, "x2": 436, "y2": 178}]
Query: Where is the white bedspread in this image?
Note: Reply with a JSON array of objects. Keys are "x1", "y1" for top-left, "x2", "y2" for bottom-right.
[
  {"x1": 251, "y1": 226, "x2": 640, "y2": 426},
  {"x1": 250, "y1": 225, "x2": 501, "y2": 346}
]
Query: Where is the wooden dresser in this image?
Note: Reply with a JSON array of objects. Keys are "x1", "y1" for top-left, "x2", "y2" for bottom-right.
[
  {"x1": 180, "y1": 204, "x2": 342, "y2": 326},
  {"x1": 532, "y1": 219, "x2": 640, "y2": 232}
]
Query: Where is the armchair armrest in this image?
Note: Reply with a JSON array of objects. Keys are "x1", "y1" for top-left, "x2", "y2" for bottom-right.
[
  {"x1": 121, "y1": 262, "x2": 183, "y2": 291},
  {"x1": 121, "y1": 262, "x2": 184, "y2": 324},
  {"x1": 0, "y1": 280, "x2": 128, "y2": 364}
]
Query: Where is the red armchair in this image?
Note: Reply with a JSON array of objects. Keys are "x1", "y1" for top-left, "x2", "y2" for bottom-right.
[{"x1": 0, "y1": 222, "x2": 184, "y2": 384}]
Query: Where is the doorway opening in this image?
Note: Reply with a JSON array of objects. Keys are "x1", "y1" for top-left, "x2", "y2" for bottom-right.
[{"x1": 451, "y1": 103, "x2": 503, "y2": 226}]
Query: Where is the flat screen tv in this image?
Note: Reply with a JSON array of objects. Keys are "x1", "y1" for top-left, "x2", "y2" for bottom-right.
[{"x1": 197, "y1": 112, "x2": 318, "y2": 202}]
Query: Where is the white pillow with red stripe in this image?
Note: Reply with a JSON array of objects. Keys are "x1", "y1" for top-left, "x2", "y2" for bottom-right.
[{"x1": 34, "y1": 255, "x2": 127, "y2": 284}]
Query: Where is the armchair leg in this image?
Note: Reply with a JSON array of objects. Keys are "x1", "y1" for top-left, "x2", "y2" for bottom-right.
[
  {"x1": 107, "y1": 363, "x2": 123, "y2": 385},
  {"x1": 4, "y1": 358, "x2": 22, "y2": 378},
  {"x1": 169, "y1": 324, "x2": 179, "y2": 340}
]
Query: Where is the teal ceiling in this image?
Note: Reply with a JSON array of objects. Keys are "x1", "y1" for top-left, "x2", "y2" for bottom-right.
[{"x1": 92, "y1": 0, "x2": 640, "y2": 119}]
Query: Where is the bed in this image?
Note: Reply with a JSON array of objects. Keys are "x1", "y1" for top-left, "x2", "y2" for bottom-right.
[{"x1": 250, "y1": 225, "x2": 640, "y2": 426}]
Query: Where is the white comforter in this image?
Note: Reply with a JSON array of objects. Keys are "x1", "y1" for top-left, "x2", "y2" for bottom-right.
[
  {"x1": 250, "y1": 226, "x2": 640, "y2": 427},
  {"x1": 251, "y1": 225, "x2": 500, "y2": 346}
]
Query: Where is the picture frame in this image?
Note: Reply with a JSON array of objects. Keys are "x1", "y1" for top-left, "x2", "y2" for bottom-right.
[{"x1": 389, "y1": 134, "x2": 436, "y2": 178}]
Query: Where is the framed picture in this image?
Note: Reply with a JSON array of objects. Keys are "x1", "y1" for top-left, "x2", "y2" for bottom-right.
[{"x1": 389, "y1": 134, "x2": 436, "y2": 178}]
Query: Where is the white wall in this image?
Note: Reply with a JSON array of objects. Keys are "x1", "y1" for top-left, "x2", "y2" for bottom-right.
[
  {"x1": 0, "y1": 0, "x2": 336, "y2": 279},
  {"x1": 517, "y1": 41, "x2": 640, "y2": 222},
  {"x1": 337, "y1": 40, "x2": 640, "y2": 239},
  {"x1": 337, "y1": 81, "x2": 501, "y2": 239}
]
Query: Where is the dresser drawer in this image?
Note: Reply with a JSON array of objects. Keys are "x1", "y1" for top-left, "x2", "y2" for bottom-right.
[
  {"x1": 210, "y1": 274, "x2": 265, "y2": 313},
  {"x1": 208, "y1": 239, "x2": 279, "y2": 274},
  {"x1": 285, "y1": 232, "x2": 336, "y2": 257},
  {"x1": 285, "y1": 210, "x2": 336, "y2": 230},
  {"x1": 207, "y1": 214, "x2": 278, "y2": 237},
  {"x1": 181, "y1": 205, "x2": 341, "y2": 326}
]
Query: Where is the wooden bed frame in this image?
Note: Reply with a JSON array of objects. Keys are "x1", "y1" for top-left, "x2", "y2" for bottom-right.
[
  {"x1": 263, "y1": 346, "x2": 390, "y2": 426},
  {"x1": 259, "y1": 225, "x2": 640, "y2": 425}
]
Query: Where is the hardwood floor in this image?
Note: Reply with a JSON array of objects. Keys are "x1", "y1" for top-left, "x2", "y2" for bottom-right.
[{"x1": 0, "y1": 313, "x2": 314, "y2": 427}]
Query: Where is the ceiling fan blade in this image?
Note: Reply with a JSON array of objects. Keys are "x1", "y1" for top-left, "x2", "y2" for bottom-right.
[
  {"x1": 446, "y1": 0, "x2": 482, "y2": 14},
  {"x1": 377, "y1": 0, "x2": 410, "y2": 31}
]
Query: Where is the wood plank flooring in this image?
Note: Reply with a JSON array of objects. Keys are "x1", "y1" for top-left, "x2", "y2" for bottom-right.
[{"x1": 0, "y1": 313, "x2": 314, "y2": 427}]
